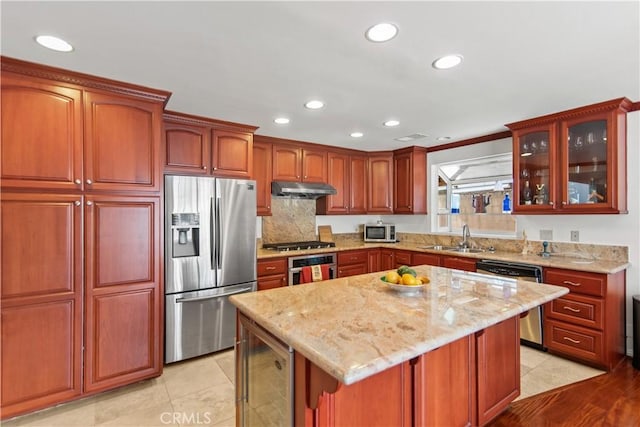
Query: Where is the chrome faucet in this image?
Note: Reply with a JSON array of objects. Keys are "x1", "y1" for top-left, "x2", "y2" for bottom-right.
[{"x1": 460, "y1": 224, "x2": 471, "y2": 248}]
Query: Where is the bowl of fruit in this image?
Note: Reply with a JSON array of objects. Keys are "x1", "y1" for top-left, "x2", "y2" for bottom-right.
[{"x1": 380, "y1": 266, "x2": 430, "y2": 295}]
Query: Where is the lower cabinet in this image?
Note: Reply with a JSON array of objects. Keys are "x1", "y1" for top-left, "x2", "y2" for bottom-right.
[
  {"x1": 441, "y1": 255, "x2": 477, "y2": 272},
  {"x1": 257, "y1": 258, "x2": 287, "y2": 290},
  {"x1": 0, "y1": 193, "x2": 162, "y2": 418},
  {"x1": 337, "y1": 250, "x2": 368, "y2": 278},
  {"x1": 393, "y1": 250, "x2": 413, "y2": 268},
  {"x1": 295, "y1": 315, "x2": 521, "y2": 427},
  {"x1": 380, "y1": 249, "x2": 395, "y2": 271},
  {"x1": 367, "y1": 249, "x2": 381, "y2": 273}
]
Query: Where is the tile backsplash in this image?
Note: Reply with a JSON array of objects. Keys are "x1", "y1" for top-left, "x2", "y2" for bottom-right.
[{"x1": 261, "y1": 197, "x2": 316, "y2": 243}]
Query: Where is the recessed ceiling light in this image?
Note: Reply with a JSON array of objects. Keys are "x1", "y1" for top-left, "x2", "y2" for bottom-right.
[
  {"x1": 365, "y1": 23, "x2": 398, "y2": 43},
  {"x1": 274, "y1": 117, "x2": 290, "y2": 124},
  {"x1": 304, "y1": 100, "x2": 324, "y2": 110},
  {"x1": 432, "y1": 54, "x2": 464, "y2": 70},
  {"x1": 350, "y1": 132, "x2": 364, "y2": 138},
  {"x1": 383, "y1": 120, "x2": 400, "y2": 127},
  {"x1": 436, "y1": 136, "x2": 451, "y2": 141},
  {"x1": 35, "y1": 35, "x2": 73, "y2": 52}
]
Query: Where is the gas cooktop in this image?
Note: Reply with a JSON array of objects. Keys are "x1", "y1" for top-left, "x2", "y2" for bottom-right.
[{"x1": 262, "y1": 241, "x2": 336, "y2": 252}]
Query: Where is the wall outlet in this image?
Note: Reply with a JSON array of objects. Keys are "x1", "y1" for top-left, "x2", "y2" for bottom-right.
[
  {"x1": 570, "y1": 230, "x2": 579, "y2": 242},
  {"x1": 540, "y1": 229, "x2": 553, "y2": 240}
]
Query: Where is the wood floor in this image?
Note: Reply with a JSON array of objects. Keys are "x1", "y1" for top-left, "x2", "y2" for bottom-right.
[{"x1": 489, "y1": 358, "x2": 640, "y2": 427}]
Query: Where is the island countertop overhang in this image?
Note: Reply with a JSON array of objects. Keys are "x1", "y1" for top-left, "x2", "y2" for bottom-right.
[{"x1": 230, "y1": 265, "x2": 569, "y2": 385}]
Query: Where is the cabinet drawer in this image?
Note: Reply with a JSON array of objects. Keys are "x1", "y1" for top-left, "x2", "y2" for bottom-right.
[
  {"x1": 257, "y1": 274, "x2": 287, "y2": 291},
  {"x1": 394, "y1": 250, "x2": 412, "y2": 266},
  {"x1": 412, "y1": 253, "x2": 441, "y2": 267},
  {"x1": 545, "y1": 319, "x2": 603, "y2": 364},
  {"x1": 257, "y1": 258, "x2": 287, "y2": 276},
  {"x1": 546, "y1": 294, "x2": 604, "y2": 329},
  {"x1": 544, "y1": 268, "x2": 605, "y2": 297},
  {"x1": 338, "y1": 250, "x2": 368, "y2": 266}
]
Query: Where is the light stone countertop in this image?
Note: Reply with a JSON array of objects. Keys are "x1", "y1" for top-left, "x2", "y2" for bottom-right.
[
  {"x1": 256, "y1": 241, "x2": 629, "y2": 274},
  {"x1": 230, "y1": 266, "x2": 569, "y2": 385}
]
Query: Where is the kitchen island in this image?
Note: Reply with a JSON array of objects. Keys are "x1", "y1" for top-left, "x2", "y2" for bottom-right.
[{"x1": 230, "y1": 265, "x2": 569, "y2": 426}]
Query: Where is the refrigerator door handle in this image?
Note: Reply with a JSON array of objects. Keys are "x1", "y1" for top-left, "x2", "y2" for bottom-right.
[
  {"x1": 210, "y1": 196, "x2": 215, "y2": 271},
  {"x1": 176, "y1": 287, "x2": 253, "y2": 303},
  {"x1": 215, "y1": 194, "x2": 221, "y2": 269}
]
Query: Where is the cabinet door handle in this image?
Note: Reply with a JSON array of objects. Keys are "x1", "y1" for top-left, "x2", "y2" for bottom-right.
[
  {"x1": 86, "y1": 179, "x2": 93, "y2": 185},
  {"x1": 563, "y1": 280, "x2": 581, "y2": 287},
  {"x1": 562, "y1": 201, "x2": 567, "y2": 205},
  {"x1": 74, "y1": 200, "x2": 81, "y2": 206},
  {"x1": 86, "y1": 201, "x2": 93, "y2": 206},
  {"x1": 265, "y1": 266, "x2": 276, "y2": 271},
  {"x1": 213, "y1": 167, "x2": 217, "y2": 171},
  {"x1": 202, "y1": 166, "x2": 207, "y2": 170},
  {"x1": 550, "y1": 201, "x2": 555, "y2": 206},
  {"x1": 563, "y1": 336, "x2": 581, "y2": 344},
  {"x1": 563, "y1": 306, "x2": 581, "y2": 313},
  {"x1": 74, "y1": 179, "x2": 82, "y2": 185}
]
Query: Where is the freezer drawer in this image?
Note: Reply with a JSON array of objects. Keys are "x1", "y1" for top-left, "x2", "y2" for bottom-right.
[{"x1": 165, "y1": 283, "x2": 256, "y2": 363}]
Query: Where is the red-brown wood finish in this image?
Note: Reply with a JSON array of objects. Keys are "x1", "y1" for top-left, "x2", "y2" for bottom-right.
[
  {"x1": 252, "y1": 139, "x2": 272, "y2": 216},
  {"x1": 394, "y1": 250, "x2": 413, "y2": 268},
  {"x1": 380, "y1": 248, "x2": 395, "y2": 271},
  {"x1": 0, "y1": 193, "x2": 83, "y2": 418},
  {"x1": 211, "y1": 129, "x2": 253, "y2": 178},
  {"x1": 413, "y1": 335, "x2": 474, "y2": 427},
  {"x1": 476, "y1": 316, "x2": 520, "y2": 426},
  {"x1": 349, "y1": 155, "x2": 368, "y2": 214},
  {"x1": 507, "y1": 98, "x2": 630, "y2": 214},
  {"x1": 302, "y1": 148, "x2": 327, "y2": 183},
  {"x1": 543, "y1": 267, "x2": 626, "y2": 371},
  {"x1": 317, "y1": 151, "x2": 349, "y2": 214},
  {"x1": 83, "y1": 195, "x2": 161, "y2": 393},
  {"x1": 257, "y1": 257, "x2": 287, "y2": 290},
  {"x1": 272, "y1": 145, "x2": 302, "y2": 181},
  {"x1": 412, "y1": 252, "x2": 442, "y2": 267},
  {"x1": 337, "y1": 250, "x2": 369, "y2": 278},
  {"x1": 1, "y1": 73, "x2": 84, "y2": 191},
  {"x1": 367, "y1": 152, "x2": 393, "y2": 213},
  {"x1": 442, "y1": 255, "x2": 477, "y2": 272},
  {"x1": 367, "y1": 249, "x2": 381, "y2": 273},
  {"x1": 164, "y1": 118, "x2": 210, "y2": 174},
  {"x1": 393, "y1": 146, "x2": 427, "y2": 214},
  {"x1": 84, "y1": 90, "x2": 163, "y2": 192}
]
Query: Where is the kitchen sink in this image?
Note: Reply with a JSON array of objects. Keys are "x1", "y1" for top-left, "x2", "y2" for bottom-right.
[
  {"x1": 419, "y1": 245, "x2": 484, "y2": 253},
  {"x1": 448, "y1": 248, "x2": 484, "y2": 253}
]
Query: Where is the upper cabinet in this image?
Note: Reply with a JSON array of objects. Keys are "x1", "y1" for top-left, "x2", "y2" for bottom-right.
[
  {"x1": 163, "y1": 111, "x2": 257, "y2": 179},
  {"x1": 317, "y1": 151, "x2": 367, "y2": 215},
  {"x1": 367, "y1": 152, "x2": 394, "y2": 214},
  {"x1": 1, "y1": 67, "x2": 169, "y2": 193},
  {"x1": 272, "y1": 143, "x2": 327, "y2": 183},
  {"x1": 393, "y1": 146, "x2": 427, "y2": 214},
  {"x1": 252, "y1": 139, "x2": 273, "y2": 216},
  {"x1": 507, "y1": 98, "x2": 631, "y2": 214}
]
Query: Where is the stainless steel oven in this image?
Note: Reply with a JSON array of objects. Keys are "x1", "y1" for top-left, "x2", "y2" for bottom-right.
[
  {"x1": 476, "y1": 259, "x2": 545, "y2": 349},
  {"x1": 288, "y1": 253, "x2": 337, "y2": 285}
]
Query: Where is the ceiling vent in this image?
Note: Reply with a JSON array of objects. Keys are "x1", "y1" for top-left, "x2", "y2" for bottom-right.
[{"x1": 394, "y1": 133, "x2": 428, "y2": 142}]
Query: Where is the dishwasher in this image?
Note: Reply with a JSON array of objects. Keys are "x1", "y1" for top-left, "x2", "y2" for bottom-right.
[{"x1": 476, "y1": 259, "x2": 545, "y2": 349}]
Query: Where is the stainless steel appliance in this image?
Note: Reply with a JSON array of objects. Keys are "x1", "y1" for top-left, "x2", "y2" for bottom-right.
[
  {"x1": 236, "y1": 312, "x2": 293, "y2": 427},
  {"x1": 288, "y1": 253, "x2": 337, "y2": 285},
  {"x1": 364, "y1": 223, "x2": 396, "y2": 243},
  {"x1": 165, "y1": 175, "x2": 257, "y2": 363},
  {"x1": 476, "y1": 259, "x2": 544, "y2": 349}
]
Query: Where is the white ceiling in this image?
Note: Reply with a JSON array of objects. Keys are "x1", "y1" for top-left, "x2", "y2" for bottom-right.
[{"x1": 2, "y1": 1, "x2": 638, "y2": 151}]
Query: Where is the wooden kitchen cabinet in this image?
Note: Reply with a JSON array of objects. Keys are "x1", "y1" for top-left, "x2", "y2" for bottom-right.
[
  {"x1": 337, "y1": 250, "x2": 369, "y2": 278},
  {"x1": 393, "y1": 146, "x2": 427, "y2": 214},
  {"x1": 253, "y1": 139, "x2": 273, "y2": 216},
  {"x1": 272, "y1": 143, "x2": 327, "y2": 183},
  {"x1": 394, "y1": 250, "x2": 413, "y2": 268},
  {"x1": 380, "y1": 248, "x2": 395, "y2": 271},
  {"x1": 164, "y1": 111, "x2": 256, "y2": 179},
  {"x1": 368, "y1": 249, "x2": 381, "y2": 273},
  {"x1": 412, "y1": 252, "x2": 442, "y2": 267},
  {"x1": 507, "y1": 98, "x2": 630, "y2": 214},
  {"x1": 441, "y1": 255, "x2": 476, "y2": 272},
  {"x1": 476, "y1": 316, "x2": 520, "y2": 425},
  {"x1": 367, "y1": 152, "x2": 394, "y2": 213},
  {"x1": 0, "y1": 57, "x2": 168, "y2": 419},
  {"x1": 257, "y1": 258, "x2": 287, "y2": 290},
  {"x1": 317, "y1": 151, "x2": 367, "y2": 215},
  {"x1": 543, "y1": 267, "x2": 626, "y2": 371}
]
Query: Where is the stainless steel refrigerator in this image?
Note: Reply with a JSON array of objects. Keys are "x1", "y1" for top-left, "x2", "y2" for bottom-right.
[{"x1": 164, "y1": 175, "x2": 257, "y2": 363}]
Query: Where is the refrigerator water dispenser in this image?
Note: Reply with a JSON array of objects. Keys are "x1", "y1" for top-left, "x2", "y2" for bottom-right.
[{"x1": 171, "y1": 213, "x2": 200, "y2": 258}]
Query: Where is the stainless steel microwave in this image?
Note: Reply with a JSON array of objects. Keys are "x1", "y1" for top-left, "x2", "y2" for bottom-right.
[{"x1": 364, "y1": 224, "x2": 396, "y2": 242}]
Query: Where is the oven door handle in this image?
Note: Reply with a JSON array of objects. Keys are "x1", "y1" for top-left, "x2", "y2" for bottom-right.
[{"x1": 176, "y1": 287, "x2": 253, "y2": 303}]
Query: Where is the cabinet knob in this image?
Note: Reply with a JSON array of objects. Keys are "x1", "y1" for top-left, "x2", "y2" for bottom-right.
[
  {"x1": 74, "y1": 200, "x2": 81, "y2": 206},
  {"x1": 86, "y1": 179, "x2": 93, "y2": 185},
  {"x1": 297, "y1": 175, "x2": 301, "y2": 179},
  {"x1": 202, "y1": 166, "x2": 207, "y2": 170},
  {"x1": 74, "y1": 179, "x2": 82, "y2": 185},
  {"x1": 267, "y1": 205, "x2": 270, "y2": 209},
  {"x1": 408, "y1": 205, "x2": 411, "y2": 208},
  {"x1": 213, "y1": 167, "x2": 217, "y2": 171},
  {"x1": 86, "y1": 201, "x2": 93, "y2": 206}
]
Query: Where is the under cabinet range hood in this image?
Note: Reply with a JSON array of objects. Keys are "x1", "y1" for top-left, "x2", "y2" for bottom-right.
[{"x1": 271, "y1": 181, "x2": 337, "y2": 199}]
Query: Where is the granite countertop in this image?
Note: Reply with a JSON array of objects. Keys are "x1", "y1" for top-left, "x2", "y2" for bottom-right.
[
  {"x1": 230, "y1": 266, "x2": 569, "y2": 385},
  {"x1": 256, "y1": 241, "x2": 629, "y2": 274}
]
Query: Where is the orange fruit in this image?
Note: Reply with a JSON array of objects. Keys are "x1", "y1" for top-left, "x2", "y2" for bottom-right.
[{"x1": 402, "y1": 273, "x2": 419, "y2": 286}]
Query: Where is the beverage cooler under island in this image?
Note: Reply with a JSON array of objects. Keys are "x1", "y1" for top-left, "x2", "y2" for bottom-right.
[{"x1": 230, "y1": 266, "x2": 569, "y2": 427}]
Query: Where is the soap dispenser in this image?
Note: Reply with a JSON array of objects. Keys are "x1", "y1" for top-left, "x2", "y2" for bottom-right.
[{"x1": 502, "y1": 193, "x2": 511, "y2": 213}]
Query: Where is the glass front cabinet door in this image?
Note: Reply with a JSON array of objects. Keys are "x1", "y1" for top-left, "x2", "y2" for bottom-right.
[{"x1": 508, "y1": 98, "x2": 630, "y2": 214}]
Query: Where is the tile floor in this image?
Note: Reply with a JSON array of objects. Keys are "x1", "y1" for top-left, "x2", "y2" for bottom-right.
[{"x1": 3, "y1": 346, "x2": 605, "y2": 427}]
